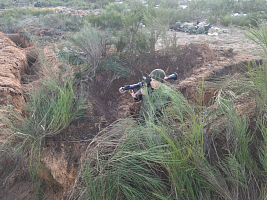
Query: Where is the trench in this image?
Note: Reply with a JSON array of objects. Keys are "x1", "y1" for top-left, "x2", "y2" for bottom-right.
[
  {"x1": 7, "y1": 34, "x2": 40, "y2": 84},
  {"x1": 179, "y1": 59, "x2": 263, "y2": 106},
  {"x1": 7, "y1": 33, "x2": 33, "y2": 48},
  {"x1": 0, "y1": 33, "x2": 263, "y2": 199},
  {"x1": 21, "y1": 50, "x2": 39, "y2": 84}
]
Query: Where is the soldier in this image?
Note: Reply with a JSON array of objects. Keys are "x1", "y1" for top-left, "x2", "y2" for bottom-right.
[
  {"x1": 188, "y1": 25, "x2": 197, "y2": 34},
  {"x1": 174, "y1": 21, "x2": 182, "y2": 31},
  {"x1": 169, "y1": 21, "x2": 182, "y2": 31},
  {"x1": 181, "y1": 23, "x2": 190, "y2": 32},
  {"x1": 34, "y1": 1, "x2": 41, "y2": 7},
  {"x1": 130, "y1": 69, "x2": 171, "y2": 125}
]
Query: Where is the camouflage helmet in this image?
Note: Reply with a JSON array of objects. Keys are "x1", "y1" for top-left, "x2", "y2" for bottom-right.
[
  {"x1": 188, "y1": 25, "x2": 196, "y2": 33},
  {"x1": 149, "y1": 69, "x2": 166, "y2": 83},
  {"x1": 175, "y1": 21, "x2": 182, "y2": 27},
  {"x1": 181, "y1": 23, "x2": 190, "y2": 32},
  {"x1": 196, "y1": 26, "x2": 205, "y2": 34}
]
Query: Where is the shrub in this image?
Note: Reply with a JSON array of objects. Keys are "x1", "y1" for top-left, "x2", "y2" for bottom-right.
[
  {"x1": 0, "y1": 7, "x2": 54, "y2": 33},
  {"x1": 0, "y1": 15, "x2": 19, "y2": 33},
  {"x1": 70, "y1": 23, "x2": 104, "y2": 77},
  {"x1": 105, "y1": 2, "x2": 128, "y2": 13},
  {"x1": 115, "y1": 33, "x2": 127, "y2": 54},
  {"x1": 246, "y1": 23, "x2": 267, "y2": 58},
  {"x1": 220, "y1": 14, "x2": 232, "y2": 26},
  {"x1": 86, "y1": 10, "x2": 123, "y2": 30},
  {"x1": 40, "y1": 13, "x2": 85, "y2": 31},
  {"x1": 135, "y1": 29, "x2": 151, "y2": 54}
]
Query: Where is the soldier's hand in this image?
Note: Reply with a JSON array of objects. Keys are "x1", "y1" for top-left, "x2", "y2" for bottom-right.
[{"x1": 131, "y1": 90, "x2": 138, "y2": 99}]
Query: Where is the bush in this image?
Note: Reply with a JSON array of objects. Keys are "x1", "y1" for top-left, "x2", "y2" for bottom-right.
[
  {"x1": 220, "y1": 14, "x2": 232, "y2": 26},
  {"x1": 40, "y1": 13, "x2": 85, "y2": 31},
  {"x1": 0, "y1": 15, "x2": 19, "y2": 33},
  {"x1": 86, "y1": 10, "x2": 123, "y2": 30},
  {"x1": 70, "y1": 23, "x2": 104, "y2": 77},
  {"x1": 27, "y1": 78, "x2": 88, "y2": 135},
  {"x1": 0, "y1": 7, "x2": 54, "y2": 33},
  {"x1": 105, "y1": 2, "x2": 128, "y2": 13}
]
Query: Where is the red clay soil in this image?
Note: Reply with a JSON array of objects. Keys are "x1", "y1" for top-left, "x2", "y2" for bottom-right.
[{"x1": 0, "y1": 27, "x2": 262, "y2": 200}]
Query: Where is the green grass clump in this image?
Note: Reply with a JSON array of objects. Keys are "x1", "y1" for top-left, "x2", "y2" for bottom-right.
[
  {"x1": 246, "y1": 23, "x2": 267, "y2": 58},
  {"x1": 0, "y1": 76, "x2": 88, "y2": 190},
  {"x1": 27, "y1": 78, "x2": 88, "y2": 135},
  {"x1": 70, "y1": 23, "x2": 104, "y2": 77},
  {"x1": 80, "y1": 119, "x2": 169, "y2": 200}
]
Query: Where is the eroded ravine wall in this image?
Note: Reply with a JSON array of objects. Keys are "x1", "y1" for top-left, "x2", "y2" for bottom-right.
[{"x1": 0, "y1": 32, "x2": 28, "y2": 111}]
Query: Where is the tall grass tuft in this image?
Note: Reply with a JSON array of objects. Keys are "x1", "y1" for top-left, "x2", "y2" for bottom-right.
[
  {"x1": 28, "y1": 78, "x2": 88, "y2": 136},
  {"x1": 246, "y1": 23, "x2": 267, "y2": 59},
  {"x1": 213, "y1": 96, "x2": 258, "y2": 199},
  {"x1": 76, "y1": 119, "x2": 169, "y2": 200},
  {"x1": 0, "y1": 76, "x2": 88, "y2": 188},
  {"x1": 70, "y1": 23, "x2": 104, "y2": 78}
]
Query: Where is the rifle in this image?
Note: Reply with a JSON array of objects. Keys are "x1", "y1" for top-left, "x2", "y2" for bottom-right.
[{"x1": 119, "y1": 73, "x2": 178, "y2": 93}]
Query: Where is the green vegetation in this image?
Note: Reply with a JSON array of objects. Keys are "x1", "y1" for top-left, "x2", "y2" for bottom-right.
[
  {"x1": 1, "y1": 7, "x2": 52, "y2": 18},
  {"x1": 73, "y1": 62, "x2": 267, "y2": 199},
  {"x1": 70, "y1": 20, "x2": 267, "y2": 200},
  {"x1": 0, "y1": 47, "x2": 89, "y2": 195},
  {"x1": 86, "y1": 10, "x2": 124, "y2": 29},
  {"x1": 1, "y1": 75, "x2": 88, "y2": 153},
  {"x1": 70, "y1": 23, "x2": 104, "y2": 77}
]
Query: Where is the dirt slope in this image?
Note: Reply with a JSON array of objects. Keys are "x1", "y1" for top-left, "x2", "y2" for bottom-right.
[
  {"x1": 0, "y1": 32, "x2": 36, "y2": 200},
  {"x1": 0, "y1": 33, "x2": 28, "y2": 111}
]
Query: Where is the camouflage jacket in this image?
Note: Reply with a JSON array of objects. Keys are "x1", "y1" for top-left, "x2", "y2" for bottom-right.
[{"x1": 134, "y1": 84, "x2": 171, "y2": 123}]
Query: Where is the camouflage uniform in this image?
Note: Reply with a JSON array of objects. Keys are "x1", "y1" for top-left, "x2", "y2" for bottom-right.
[
  {"x1": 196, "y1": 26, "x2": 205, "y2": 34},
  {"x1": 181, "y1": 23, "x2": 190, "y2": 32},
  {"x1": 133, "y1": 69, "x2": 171, "y2": 125},
  {"x1": 170, "y1": 21, "x2": 182, "y2": 31},
  {"x1": 188, "y1": 25, "x2": 197, "y2": 34},
  {"x1": 134, "y1": 85, "x2": 171, "y2": 124}
]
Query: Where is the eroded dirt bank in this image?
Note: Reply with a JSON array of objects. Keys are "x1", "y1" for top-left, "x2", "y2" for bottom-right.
[
  {"x1": 0, "y1": 26, "x2": 262, "y2": 199},
  {"x1": 0, "y1": 32, "x2": 36, "y2": 200}
]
